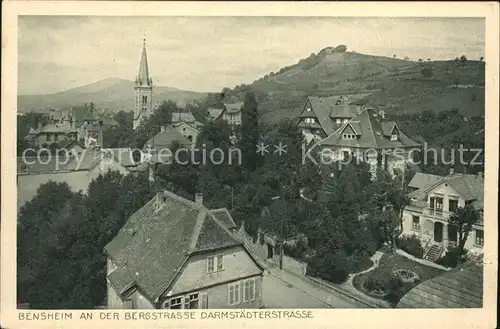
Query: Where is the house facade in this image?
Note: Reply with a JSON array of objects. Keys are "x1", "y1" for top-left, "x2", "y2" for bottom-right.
[
  {"x1": 401, "y1": 171, "x2": 484, "y2": 261},
  {"x1": 25, "y1": 104, "x2": 105, "y2": 149},
  {"x1": 104, "y1": 191, "x2": 264, "y2": 309},
  {"x1": 221, "y1": 102, "x2": 243, "y2": 126},
  {"x1": 171, "y1": 112, "x2": 203, "y2": 144},
  {"x1": 313, "y1": 107, "x2": 420, "y2": 178}
]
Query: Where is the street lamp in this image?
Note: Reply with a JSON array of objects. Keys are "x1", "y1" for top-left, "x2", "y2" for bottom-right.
[{"x1": 270, "y1": 195, "x2": 286, "y2": 270}]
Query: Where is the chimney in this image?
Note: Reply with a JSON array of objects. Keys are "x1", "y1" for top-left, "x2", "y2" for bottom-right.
[
  {"x1": 160, "y1": 126, "x2": 166, "y2": 133},
  {"x1": 195, "y1": 193, "x2": 203, "y2": 205},
  {"x1": 379, "y1": 110, "x2": 385, "y2": 119},
  {"x1": 449, "y1": 167, "x2": 455, "y2": 175}
]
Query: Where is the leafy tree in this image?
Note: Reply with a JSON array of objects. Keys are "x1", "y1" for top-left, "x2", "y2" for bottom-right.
[
  {"x1": 449, "y1": 204, "x2": 481, "y2": 257},
  {"x1": 334, "y1": 45, "x2": 347, "y2": 53},
  {"x1": 240, "y1": 91, "x2": 260, "y2": 173},
  {"x1": 460, "y1": 55, "x2": 468, "y2": 62},
  {"x1": 17, "y1": 171, "x2": 156, "y2": 308}
]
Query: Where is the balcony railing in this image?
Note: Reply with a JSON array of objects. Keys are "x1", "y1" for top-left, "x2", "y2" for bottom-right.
[{"x1": 423, "y1": 208, "x2": 453, "y2": 221}]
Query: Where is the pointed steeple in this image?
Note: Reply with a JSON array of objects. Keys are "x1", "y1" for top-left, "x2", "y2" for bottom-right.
[{"x1": 136, "y1": 38, "x2": 151, "y2": 87}]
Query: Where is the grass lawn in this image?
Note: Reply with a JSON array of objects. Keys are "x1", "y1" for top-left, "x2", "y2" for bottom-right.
[{"x1": 352, "y1": 252, "x2": 445, "y2": 306}]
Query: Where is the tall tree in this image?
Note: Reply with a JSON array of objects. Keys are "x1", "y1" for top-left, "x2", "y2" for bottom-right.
[{"x1": 240, "y1": 91, "x2": 260, "y2": 173}]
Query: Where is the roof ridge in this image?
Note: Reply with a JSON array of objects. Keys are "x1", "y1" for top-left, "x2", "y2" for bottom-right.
[{"x1": 364, "y1": 108, "x2": 380, "y2": 148}]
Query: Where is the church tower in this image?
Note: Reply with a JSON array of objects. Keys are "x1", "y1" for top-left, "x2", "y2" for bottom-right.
[{"x1": 133, "y1": 39, "x2": 153, "y2": 130}]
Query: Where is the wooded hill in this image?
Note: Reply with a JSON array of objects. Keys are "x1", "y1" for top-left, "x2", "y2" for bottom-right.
[{"x1": 222, "y1": 47, "x2": 485, "y2": 123}]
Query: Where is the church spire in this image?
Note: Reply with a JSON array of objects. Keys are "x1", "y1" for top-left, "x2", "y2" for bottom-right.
[{"x1": 136, "y1": 38, "x2": 151, "y2": 86}]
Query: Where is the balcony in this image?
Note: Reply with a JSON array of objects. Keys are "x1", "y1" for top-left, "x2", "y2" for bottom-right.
[{"x1": 423, "y1": 208, "x2": 453, "y2": 222}]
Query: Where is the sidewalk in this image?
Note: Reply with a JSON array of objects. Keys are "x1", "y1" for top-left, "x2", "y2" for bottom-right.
[
  {"x1": 243, "y1": 239, "x2": 386, "y2": 308},
  {"x1": 264, "y1": 262, "x2": 372, "y2": 308}
]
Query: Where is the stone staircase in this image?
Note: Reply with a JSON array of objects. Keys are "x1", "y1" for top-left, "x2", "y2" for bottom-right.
[{"x1": 423, "y1": 243, "x2": 444, "y2": 262}]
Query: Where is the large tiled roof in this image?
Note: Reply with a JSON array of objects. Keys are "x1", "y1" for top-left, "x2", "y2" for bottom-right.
[
  {"x1": 17, "y1": 149, "x2": 102, "y2": 174},
  {"x1": 101, "y1": 148, "x2": 138, "y2": 168},
  {"x1": 423, "y1": 174, "x2": 484, "y2": 208},
  {"x1": 302, "y1": 96, "x2": 362, "y2": 135},
  {"x1": 208, "y1": 108, "x2": 224, "y2": 120},
  {"x1": 408, "y1": 173, "x2": 444, "y2": 190},
  {"x1": 407, "y1": 173, "x2": 484, "y2": 210},
  {"x1": 397, "y1": 262, "x2": 483, "y2": 308},
  {"x1": 104, "y1": 191, "x2": 242, "y2": 302},
  {"x1": 72, "y1": 106, "x2": 101, "y2": 124},
  {"x1": 316, "y1": 107, "x2": 420, "y2": 149},
  {"x1": 224, "y1": 102, "x2": 244, "y2": 114},
  {"x1": 209, "y1": 208, "x2": 237, "y2": 230},
  {"x1": 172, "y1": 112, "x2": 196, "y2": 123},
  {"x1": 144, "y1": 127, "x2": 192, "y2": 151}
]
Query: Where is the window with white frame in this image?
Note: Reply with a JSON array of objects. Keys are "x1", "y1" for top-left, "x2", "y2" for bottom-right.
[
  {"x1": 475, "y1": 230, "x2": 484, "y2": 246},
  {"x1": 216, "y1": 254, "x2": 223, "y2": 271},
  {"x1": 243, "y1": 278, "x2": 256, "y2": 302},
  {"x1": 228, "y1": 281, "x2": 241, "y2": 305},
  {"x1": 168, "y1": 297, "x2": 183, "y2": 309},
  {"x1": 390, "y1": 134, "x2": 398, "y2": 141},
  {"x1": 306, "y1": 107, "x2": 312, "y2": 112},
  {"x1": 412, "y1": 216, "x2": 420, "y2": 231},
  {"x1": 185, "y1": 293, "x2": 199, "y2": 309},
  {"x1": 163, "y1": 293, "x2": 201, "y2": 309},
  {"x1": 207, "y1": 254, "x2": 223, "y2": 273},
  {"x1": 336, "y1": 118, "x2": 341, "y2": 124},
  {"x1": 342, "y1": 134, "x2": 356, "y2": 140}
]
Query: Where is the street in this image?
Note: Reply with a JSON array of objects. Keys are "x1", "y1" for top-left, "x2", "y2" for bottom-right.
[{"x1": 262, "y1": 273, "x2": 328, "y2": 308}]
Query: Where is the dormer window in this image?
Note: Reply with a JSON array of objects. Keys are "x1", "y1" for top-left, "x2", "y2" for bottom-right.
[
  {"x1": 390, "y1": 134, "x2": 398, "y2": 141},
  {"x1": 304, "y1": 118, "x2": 316, "y2": 124},
  {"x1": 343, "y1": 134, "x2": 356, "y2": 140},
  {"x1": 306, "y1": 107, "x2": 312, "y2": 112}
]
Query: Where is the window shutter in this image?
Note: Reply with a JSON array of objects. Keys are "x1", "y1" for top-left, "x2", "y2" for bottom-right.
[
  {"x1": 200, "y1": 292, "x2": 208, "y2": 309},
  {"x1": 255, "y1": 277, "x2": 261, "y2": 301},
  {"x1": 239, "y1": 282, "x2": 243, "y2": 304}
]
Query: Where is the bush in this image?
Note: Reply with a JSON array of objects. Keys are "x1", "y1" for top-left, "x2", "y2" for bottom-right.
[
  {"x1": 364, "y1": 277, "x2": 385, "y2": 293},
  {"x1": 384, "y1": 276, "x2": 406, "y2": 305},
  {"x1": 283, "y1": 238, "x2": 308, "y2": 259},
  {"x1": 395, "y1": 235, "x2": 424, "y2": 258},
  {"x1": 436, "y1": 247, "x2": 468, "y2": 268},
  {"x1": 306, "y1": 250, "x2": 350, "y2": 284}
]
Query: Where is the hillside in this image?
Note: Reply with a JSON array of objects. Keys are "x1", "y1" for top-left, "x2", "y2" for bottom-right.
[
  {"x1": 17, "y1": 77, "x2": 208, "y2": 113},
  {"x1": 223, "y1": 48, "x2": 485, "y2": 123}
]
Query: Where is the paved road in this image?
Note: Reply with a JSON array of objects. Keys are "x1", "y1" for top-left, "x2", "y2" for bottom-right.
[{"x1": 262, "y1": 273, "x2": 329, "y2": 308}]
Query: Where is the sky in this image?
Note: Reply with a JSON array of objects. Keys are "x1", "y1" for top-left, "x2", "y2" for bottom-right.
[{"x1": 18, "y1": 16, "x2": 485, "y2": 95}]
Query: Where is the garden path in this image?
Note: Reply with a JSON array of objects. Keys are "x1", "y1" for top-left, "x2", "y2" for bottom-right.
[
  {"x1": 337, "y1": 251, "x2": 392, "y2": 308},
  {"x1": 396, "y1": 249, "x2": 450, "y2": 271}
]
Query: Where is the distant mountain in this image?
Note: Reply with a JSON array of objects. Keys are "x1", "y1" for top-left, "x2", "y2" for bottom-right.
[
  {"x1": 223, "y1": 47, "x2": 485, "y2": 122},
  {"x1": 17, "y1": 77, "x2": 208, "y2": 113}
]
